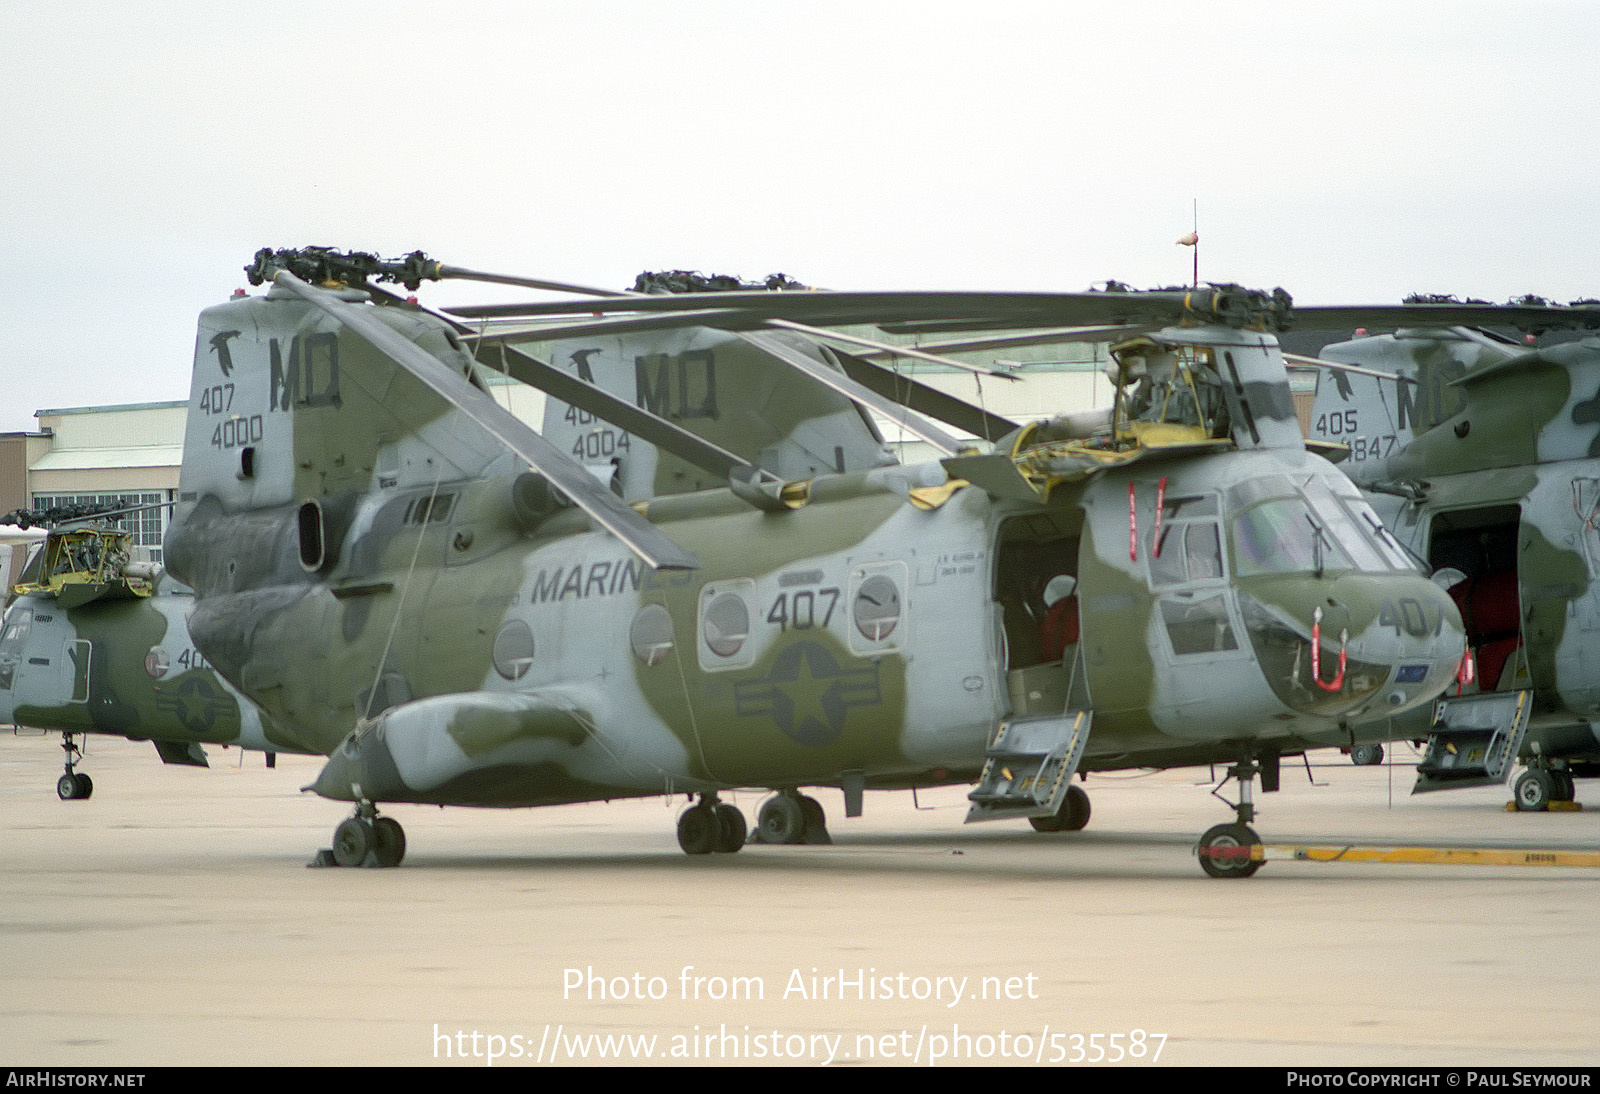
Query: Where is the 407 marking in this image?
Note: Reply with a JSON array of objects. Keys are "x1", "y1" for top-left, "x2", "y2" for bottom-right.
[{"x1": 767, "y1": 588, "x2": 841, "y2": 631}]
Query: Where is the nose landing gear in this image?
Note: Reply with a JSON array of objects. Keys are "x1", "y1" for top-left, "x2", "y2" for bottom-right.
[
  {"x1": 56, "y1": 733, "x2": 93, "y2": 800},
  {"x1": 314, "y1": 802, "x2": 406, "y2": 867},
  {"x1": 1196, "y1": 756, "x2": 1269, "y2": 878}
]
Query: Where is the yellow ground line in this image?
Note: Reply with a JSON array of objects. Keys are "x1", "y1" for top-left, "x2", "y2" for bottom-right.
[{"x1": 1247, "y1": 844, "x2": 1600, "y2": 867}]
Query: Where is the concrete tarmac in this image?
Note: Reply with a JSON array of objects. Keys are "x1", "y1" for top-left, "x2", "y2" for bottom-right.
[{"x1": 2, "y1": 731, "x2": 1597, "y2": 1068}]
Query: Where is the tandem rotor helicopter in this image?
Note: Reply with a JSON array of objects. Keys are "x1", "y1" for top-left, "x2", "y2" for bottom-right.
[
  {"x1": 1305, "y1": 308, "x2": 1600, "y2": 810},
  {"x1": 26, "y1": 246, "x2": 1591, "y2": 877},
  {"x1": 0, "y1": 505, "x2": 292, "y2": 798}
]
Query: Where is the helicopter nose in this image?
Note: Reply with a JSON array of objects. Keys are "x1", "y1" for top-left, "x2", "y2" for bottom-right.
[{"x1": 1237, "y1": 573, "x2": 1465, "y2": 720}]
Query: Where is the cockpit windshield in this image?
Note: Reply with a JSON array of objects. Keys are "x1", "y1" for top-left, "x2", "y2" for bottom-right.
[
  {"x1": 1232, "y1": 497, "x2": 1339, "y2": 576},
  {"x1": 1229, "y1": 475, "x2": 1422, "y2": 577}
]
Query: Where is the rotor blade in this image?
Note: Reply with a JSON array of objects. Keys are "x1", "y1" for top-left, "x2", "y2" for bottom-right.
[
  {"x1": 1281, "y1": 353, "x2": 1414, "y2": 384},
  {"x1": 434, "y1": 267, "x2": 990, "y2": 451},
  {"x1": 271, "y1": 271, "x2": 699, "y2": 571},
  {"x1": 831, "y1": 349, "x2": 1019, "y2": 442},
  {"x1": 433, "y1": 265, "x2": 630, "y2": 299},
  {"x1": 1291, "y1": 302, "x2": 1600, "y2": 333},
  {"x1": 442, "y1": 287, "x2": 1263, "y2": 330},
  {"x1": 734, "y1": 331, "x2": 967, "y2": 455},
  {"x1": 458, "y1": 308, "x2": 763, "y2": 345},
  {"x1": 761, "y1": 318, "x2": 1018, "y2": 380},
  {"x1": 437, "y1": 265, "x2": 1015, "y2": 373},
  {"x1": 850, "y1": 325, "x2": 1141, "y2": 355}
]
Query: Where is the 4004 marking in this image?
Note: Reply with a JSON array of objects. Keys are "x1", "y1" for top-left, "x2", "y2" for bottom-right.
[
  {"x1": 211, "y1": 414, "x2": 264, "y2": 450},
  {"x1": 565, "y1": 406, "x2": 633, "y2": 462}
]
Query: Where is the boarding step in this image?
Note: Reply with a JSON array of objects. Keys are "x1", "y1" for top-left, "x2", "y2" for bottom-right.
[
  {"x1": 965, "y1": 709, "x2": 1091, "y2": 823},
  {"x1": 1412, "y1": 690, "x2": 1530, "y2": 793}
]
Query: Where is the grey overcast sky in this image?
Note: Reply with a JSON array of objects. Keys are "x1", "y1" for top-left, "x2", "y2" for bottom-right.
[{"x1": 4, "y1": 1, "x2": 1597, "y2": 434}]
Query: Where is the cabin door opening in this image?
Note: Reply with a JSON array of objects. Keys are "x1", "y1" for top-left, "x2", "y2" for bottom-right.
[
  {"x1": 1428, "y1": 504, "x2": 1523, "y2": 692},
  {"x1": 993, "y1": 514, "x2": 1082, "y2": 718}
]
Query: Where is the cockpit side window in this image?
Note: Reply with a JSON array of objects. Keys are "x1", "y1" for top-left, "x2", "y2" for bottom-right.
[
  {"x1": 1148, "y1": 495, "x2": 1225, "y2": 587},
  {"x1": 0, "y1": 607, "x2": 33, "y2": 690}
]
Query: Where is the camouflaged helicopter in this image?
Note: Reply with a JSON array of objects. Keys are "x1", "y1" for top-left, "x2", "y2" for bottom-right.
[
  {"x1": 138, "y1": 246, "x2": 1480, "y2": 878},
  {"x1": 1304, "y1": 303, "x2": 1600, "y2": 810},
  {"x1": 0, "y1": 506, "x2": 293, "y2": 797}
]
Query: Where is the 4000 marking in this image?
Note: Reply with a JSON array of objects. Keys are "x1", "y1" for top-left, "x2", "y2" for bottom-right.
[{"x1": 211, "y1": 414, "x2": 264, "y2": 449}]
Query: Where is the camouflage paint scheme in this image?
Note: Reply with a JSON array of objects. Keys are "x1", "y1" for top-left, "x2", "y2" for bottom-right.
[
  {"x1": 0, "y1": 573, "x2": 284, "y2": 760},
  {"x1": 1310, "y1": 329, "x2": 1600, "y2": 794},
  {"x1": 162, "y1": 283, "x2": 1463, "y2": 833}
]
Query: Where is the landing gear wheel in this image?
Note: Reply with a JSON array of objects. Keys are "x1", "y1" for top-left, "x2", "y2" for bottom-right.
[
  {"x1": 1350, "y1": 743, "x2": 1385, "y2": 766},
  {"x1": 1198, "y1": 822, "x2": 1262, "y2": 879},
  {"x1": 1515, "y1": 769, "x2": 1555, "y2": 812},
  {"x1": 1552, "y1": 771, "x2": 1576, "y2": 803},
  {"x1": 332, "y1": 818, "x2": 374, "y2": 867},
  {"x1": 1030, "y1": 784, "x2": 1092, "y2": 832},
  {"x1": 371, "y1": 817, "x2": 406, "y2": 867},
  {"x1": 798, "y1": 795, "x2": 830, "y2": 844},
  {"x1": 57, "y1": 734, "x2": 90, "y2": 799},
  {"x1": 677, "y1": 804, "x2": 720, "y2": 855},
  {"x1": 712, "y1": 803, "x2": 747, "y2": 853},
  {"x1": 759, "y1": 795, "x2": 806, "y2": 844}
]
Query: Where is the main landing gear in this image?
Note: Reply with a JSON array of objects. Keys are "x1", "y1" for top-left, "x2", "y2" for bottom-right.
[
  {"x1": 56, "y1": 733, "x2": 93, "y2": 800},
  {"x1": 314, "y1": 802, "x2": 406, "y2": 868},
  {"x1": 677, "y1": 794, "x2": 748, "y2": 855},
  {"x1": 1513, "y1": 765, "x2": 1577, "y2": 812},
  {"x1": 676, "y1": 790, "x2": 832, "y2": 854},
  {"x1": 753, "y1": 790, "x2": 830, "y2": 845},
  {"x1": 1197, "y1": 757, "x2": 1268, "y2": 879}
]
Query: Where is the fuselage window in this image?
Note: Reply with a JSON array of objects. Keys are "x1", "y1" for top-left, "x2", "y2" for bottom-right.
[
  {"x1": 1160, "y1": 595, "x2": 1238, "y2": 655},
  {"x1": 630, "y1": 604, "x2": 675, "y2": 666},
  {"x1": 703, "y1": 593, "x2": 750, "y2": 658},
  {"x1": 491, "y1": 619, "x2": 536, "y2": 680}
]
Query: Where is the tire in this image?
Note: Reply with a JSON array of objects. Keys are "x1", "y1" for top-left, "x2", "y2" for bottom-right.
[
  {"x1": 1198, "y1": 822, "x2": 1263, "y2": 878},
  {"x1": 333, "y1": 818, "x2": 373, "y2": 867},
  {"x1": 713, "y1": 803, "x2": 747, "y2": 853},
  {"x1": 676, "y1": 805, "x2": 719, "y2": 855},
  {"x1": 1350, "y1": 743, "x2": 1385, "y2": 766},
  {"x1": 758, "y1": 795, "x2": 806, "y2": 844},
  {"x1": 798, "y1": 795, "x2": 829, "y2": 843},
  {"x1": 57, "y1": 773, "x2": 79, "y2": 800},
  {"x1": 371, "y1": 817, "x2": 406, "y2": 867},
  {"x1": 1514, "y1": 769, "x2": 1554, "y2": 812},
  {"x1": 1552, "y1": 771, "x2": 1576, "y2": 803},
  {"x1": 1030, "y1": 784, "x2": 1091, "y2": 833}
]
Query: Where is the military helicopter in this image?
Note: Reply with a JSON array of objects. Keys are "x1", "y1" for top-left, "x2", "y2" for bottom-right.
[
  {"x1": 147, "y1": 247, "x2": 1474, "y2": 877},
  {"x1": 0, "y1": 507, "x2": 295, "y2": 797},
  {"x1": 1304, "y1": 308, "x2": 1600, "y2": 809}
]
